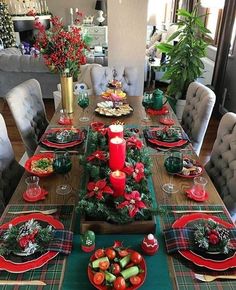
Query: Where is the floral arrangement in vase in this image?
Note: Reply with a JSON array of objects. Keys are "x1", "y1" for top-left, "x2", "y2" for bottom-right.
[{"x1": 34, "y1": 13, "x2": 90, "y2": 78}]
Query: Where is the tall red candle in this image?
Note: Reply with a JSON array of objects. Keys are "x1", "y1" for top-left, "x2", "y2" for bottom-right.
[
  {"x1": 110, "y1": 170, "x2": 126, "y2": 196},
  {"x1": 108, "y1": 124, "x2": 124, "y2": 139},
  {"x1": 109, "y1": 136, "x2": 126, "y2": 171}
]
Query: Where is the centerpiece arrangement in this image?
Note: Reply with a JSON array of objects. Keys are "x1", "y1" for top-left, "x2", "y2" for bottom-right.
[
  {"x1": 34, "y1": 12, "x2": 90, "y2": 113},
  {"x1": 77, "y1": 123, "x2": 161, "y2": 233}
]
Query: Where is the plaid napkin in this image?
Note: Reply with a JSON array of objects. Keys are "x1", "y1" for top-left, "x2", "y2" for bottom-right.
[
  {"x1": 163, "y1": 228, "x2": 236, "y2": 254},
  {"x1": 46, "y1": 229, "x2": 73, "y2": 254}
]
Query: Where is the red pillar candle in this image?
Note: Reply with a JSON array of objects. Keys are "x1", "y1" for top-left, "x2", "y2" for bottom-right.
[
  {"x1": 108, "y1": 124, "x2": 124, "y2": 139},
  {"x1": 110, "y1": 170, "x2": 126, "y2": 196},
  {"x1": 109, "y1": 136, "x2": 126, "y2": 170}
]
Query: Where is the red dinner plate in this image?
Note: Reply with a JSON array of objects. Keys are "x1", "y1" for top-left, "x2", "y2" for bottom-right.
[
  {"x1": 0, "y1": 213, "x2": 64, "y2": 273},
  {"x1": 148, "y1": 138, "x2": 188, "y2": 148},
  {"x1": 88, "y1": 248, "x2": 146, "y2": 290},
  {"x1": 41, "y1": 128, "x2": 84, "y2": 149},
  {"x1": 24, "y1": 153, "x2": 54, "y2": 177},
  {"x1": 172, "y1": 213, "x2": 236, "y2": 270}
]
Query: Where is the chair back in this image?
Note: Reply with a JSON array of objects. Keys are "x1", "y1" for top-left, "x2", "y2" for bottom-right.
[
  {"x1": 181, "y1": 82, "x2": 216, "y2": 155},
  {"x1": 6, "y1": 79, "x2": 48, "y2": 157},
  {"x1": 0, "y1": 114, "x2": 24, "y2": 213},
  {"x1": 91, "y1": 66, "x2": 139, "y2": 96},
  {"x1": 205, "y1": 112, "x2": 236, "y2": 221}
]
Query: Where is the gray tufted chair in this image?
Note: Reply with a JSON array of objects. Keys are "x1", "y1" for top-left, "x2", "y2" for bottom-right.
[
  {"x1": 0, "y1": 113, "x2": 24, "y2": 215},
  {"x1": 205, "y1": 112, "x2": 236, "y2": 222},
  {"x1": 181, "y1": 82, "x2": 216, "y2": 156},
  {"x1": 5, "y1": 79, "x2": 49, "y2": 157},
  {"x1": 91, "y1": 66, "x2": 139, "y2": 96}
]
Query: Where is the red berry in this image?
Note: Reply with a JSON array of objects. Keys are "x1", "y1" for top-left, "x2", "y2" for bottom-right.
[{"x1": 208, "y1": 233, "x2": 219, "y2": 245}]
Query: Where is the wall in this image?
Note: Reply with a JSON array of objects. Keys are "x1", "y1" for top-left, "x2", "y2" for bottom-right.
[{"x1": 108, "y1": 0, "x2": 147, "y2": 96}]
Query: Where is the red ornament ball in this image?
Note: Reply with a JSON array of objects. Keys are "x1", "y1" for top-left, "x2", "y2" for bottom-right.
[{"x1": 208, "y1": 233, "x2": 219, "y2": 245}]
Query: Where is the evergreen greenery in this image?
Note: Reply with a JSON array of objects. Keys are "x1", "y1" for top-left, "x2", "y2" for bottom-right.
[
  {"x1": 0, "y1": 1, "x2": 15, "y2": 48},
  {"x1": 157, "y1": 5, "x2": 210, "y2": 101}
]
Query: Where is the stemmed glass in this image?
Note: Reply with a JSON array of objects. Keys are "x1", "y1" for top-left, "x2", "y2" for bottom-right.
[
  {"x1": 142, "y1": 92, "x2": 153, "y2": 122},
  {"x1": 53, "y1": 151, "x2": 72, "y2": 195},
  {"x1": 78, "y1": 91, "x2": 89, "y2": 122},
  {"x1": 162, "y1": 150, "x2": 183, "y2": 194}
]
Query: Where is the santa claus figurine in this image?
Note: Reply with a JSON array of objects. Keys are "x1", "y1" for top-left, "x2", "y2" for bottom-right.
[{"x1": 141, "y1": 233, "x2": 159, "y2": 255}]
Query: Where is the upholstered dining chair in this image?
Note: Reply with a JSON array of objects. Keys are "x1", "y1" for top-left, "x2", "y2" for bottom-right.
[
  {"x1": 5, "y1": 79, "x2": 49, "y2": 157},
  {"x1": 91, "y1": 66, "x2": 139, "y2": 96},
  {"x1": 205, "y1": 112, "x2": 236, "y2": 222},
  {"x1": 181, "y1": 82, "x2": 216, "y2": 156},
  {"x1": 0, "y1": 113, "x2": 24, "y2": 214}
]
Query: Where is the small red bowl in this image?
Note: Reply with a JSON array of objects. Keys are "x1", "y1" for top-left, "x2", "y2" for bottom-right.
[{"x1": 25, "y1": 153, "x2": 54, "y2": 177}]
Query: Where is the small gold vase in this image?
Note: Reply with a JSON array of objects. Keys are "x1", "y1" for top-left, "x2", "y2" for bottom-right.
[{"x1": 60, "y1": 76, "x2": 74, "y2": 113}]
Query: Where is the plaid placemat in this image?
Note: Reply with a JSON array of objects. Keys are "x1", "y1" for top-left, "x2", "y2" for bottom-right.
[
  {"x1": 160, "y1": 205, "x2": 236, "y2": 290},
  {"x1": 0, "y1": 204, "x2": 74, "y2": 290}
]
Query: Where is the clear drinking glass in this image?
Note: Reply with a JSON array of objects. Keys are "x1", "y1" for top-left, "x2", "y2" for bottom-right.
[
  {"x1": 142, "y1": 92, "x2": 152, "y2": 122},
  {"x1": 78, "y1": 91, "x2": 89, "y2": 122},
  {"x1": 25, "y1": 176, "x2": 41, "y2": 197},
  {"x1": 53, "y1": 151, "x2": 72, "y2": 195},
  {"x1": 162, "y1": 150, "x2": 183, "y2": 194},
  {"x1": 192, "y1": 176, "x2": 208, "y2": 198}
]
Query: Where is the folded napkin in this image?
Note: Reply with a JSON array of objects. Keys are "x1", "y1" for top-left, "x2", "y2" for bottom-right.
[
  {"x1": 163, "y1": 228, "x2": 236, "y2": 254},
  {"x1": 46, "y1": 230, "x2": 73, "y2": 255}
]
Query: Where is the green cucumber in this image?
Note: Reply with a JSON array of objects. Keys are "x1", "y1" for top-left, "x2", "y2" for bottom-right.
[
  {"x1": 120, "y1": 266, "x2": 139, "y2": 280},
  {"x1": 92, "y1": 256, "x2": 109, "y2": 268},
  {"x1": 105, "y1": 271, "x2": 116, "y2": 282},
  {"x1": 119, "y1": 254, "x2": 131, "y2": 268}
]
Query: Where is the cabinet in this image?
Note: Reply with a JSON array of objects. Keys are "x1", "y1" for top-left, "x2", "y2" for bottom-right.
[{"x1": 82, "y1": 26, "x2": 108, "y2": 47}]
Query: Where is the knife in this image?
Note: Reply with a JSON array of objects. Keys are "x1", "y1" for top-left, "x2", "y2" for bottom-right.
[
  {"x1": 0, "y1": 280, "x2": 46, "y2": 285},
  {"x1": 172, "y1": 210, "x2": 224, "y2": 213}
]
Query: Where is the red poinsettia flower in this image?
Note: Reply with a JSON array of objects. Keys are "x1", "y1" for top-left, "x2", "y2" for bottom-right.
[
  {"x1": 122, "y1": 162, "x2": 145, "y2": 182},
  {"x1": 126, "y1": 136, "x2": 143, "y2": 150},
  {"x1": 87, "y1": 179, "x2": 113, "y2": 200},
  {"x1": 98, "y1": 127, "x2": 108, "y2": 136},
  {"x1": 87, "y1": 150, "x2": 107, "y2": 162},
  {"x1": 117, "y1": 191, "x2": 147, "y2": 218}
]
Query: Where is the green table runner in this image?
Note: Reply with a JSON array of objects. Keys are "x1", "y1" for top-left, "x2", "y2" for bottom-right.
[
  {"x1": 160, "y1": 205, "x2": 236, "y2": 290},
  {"x1": 0, "y1": 204, "x2": 74, "y2": 290}
]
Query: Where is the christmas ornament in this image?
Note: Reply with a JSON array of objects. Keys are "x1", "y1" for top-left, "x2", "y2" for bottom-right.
[
  {"x1": 141, "y1": 233, "x2": 159, "y2": 255},
  {"x1": 81, "y1": 230, "x2": 95, "y2": 252}
]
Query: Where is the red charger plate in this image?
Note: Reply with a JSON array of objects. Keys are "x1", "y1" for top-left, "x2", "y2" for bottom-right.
[
  {"x1": 25, "y1": 153, "x2": 54, "y2": 177},
  {"x1": 172, "y1": 213, "x2": 236, "y2": 270},
  {"x1": 41, "y1": 128, "x2": 84, "y2": 149},
  {"x1": 0, "y1": 213, "x2": 64, "y2": 273},
  {"x1": 88, "y1": 248, "x2": 146, "y2": 290},
  {"x1": 23, "y1": 188, "x2": 48, "y2": 202},
  {"x1": 148, "y1": 138, "x2": 188, "y2": 148}
]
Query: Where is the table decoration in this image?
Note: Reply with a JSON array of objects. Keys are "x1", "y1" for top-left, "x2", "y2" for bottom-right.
[
  {"x1": 110, "y1": 170, "x2": 126, "y2": 196},
  {"x1": 24, "y1": 153, "x2": 54, "y2": 177},
  {"x1": 77, "y1": 126, "x2": 161, "y2": 233},
  {"x1": 109, "y1": 137, "x2": 126, "y2": 170},
  {"x1": 34, "y1": 14, "x2": 89, "y2": 113},
  {"x1": 87, "y1": 241, "x2": 146, "y2": 289},
  {"x1": 108, "y1": 124, "x2": 124, "y2": 139},
  {"x1": 81, "y1": 230, "x2": 95, "y2": 252},
  {"x1": 141, "y1": 234, "x2": 159, "y2": 256},
  {"x1": 23, "y1": 188, "x2": 48, "y2": 202}
]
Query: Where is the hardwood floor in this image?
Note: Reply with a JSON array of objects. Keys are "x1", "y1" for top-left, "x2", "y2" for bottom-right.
[{"x1": 0, "y1": 98, "x2": 218, "y2": 165}]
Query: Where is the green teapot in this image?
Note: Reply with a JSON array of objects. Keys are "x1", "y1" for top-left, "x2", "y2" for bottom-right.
[{"x1": 152, "y1": 89, "x2": 167, "y2": 110}]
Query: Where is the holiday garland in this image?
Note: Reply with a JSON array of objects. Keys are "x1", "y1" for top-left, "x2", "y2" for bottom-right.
[
  {"x1": 77, "y1": 126, "x2": 163, "y2": 224},
  {"x1": 193, "y1": 219, "x2": 232, "y2": 254},
  {"x1": 0, "y1": 219, "x2": 54, "y2": 256}
]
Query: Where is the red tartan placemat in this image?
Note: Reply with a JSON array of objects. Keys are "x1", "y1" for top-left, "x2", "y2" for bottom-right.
[
  {"x1": 160, "y1": 205, "x2": 236, "y2": 290},
  {"x1": 0, "y1": 204, "x2": 74, "y2": 290}
]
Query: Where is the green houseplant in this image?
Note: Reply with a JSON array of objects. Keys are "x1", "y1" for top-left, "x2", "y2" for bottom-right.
[{"x1": 157, "y1": 6, "x2": 210, "y2": 106}]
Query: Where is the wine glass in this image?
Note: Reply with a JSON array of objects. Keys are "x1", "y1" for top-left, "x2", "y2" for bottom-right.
[
  {"x1": 142, "y1": 92, "x2": 152, "y2": 122},
  {"x1": 53, "y1": 151, "x2": 72, "y2": 195},
  {"x1": 78, "y1": 91, "x2": 89, "y2": 122},
  {"x1": 162, "y1": 150, "x2": 183, "y2": 194}
]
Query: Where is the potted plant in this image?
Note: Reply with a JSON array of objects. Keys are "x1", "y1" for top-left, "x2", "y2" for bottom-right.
[{"x1": 157, "y1": 5, "x2": 210, "y2": 119}]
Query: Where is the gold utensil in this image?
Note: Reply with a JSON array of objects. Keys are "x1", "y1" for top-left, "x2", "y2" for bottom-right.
[
  {"x1": 8, "y1": 208, "x2": 57, "y2": 215},
  {"x1": 172, "y1": 210, "x2": 224, "y2": 214},
  {"x1": 194, "y1": 273, "x2": 236, "y2": 282},
  {"x1": 0, "y1": 280, "x2": 46, "y2": 285}
]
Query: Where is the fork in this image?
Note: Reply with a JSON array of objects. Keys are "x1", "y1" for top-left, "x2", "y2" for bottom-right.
[
  {"x1": 8, "y1": 208, "x2": 57, "y2": 215},
  {"x1": 195, "y1": 273, "x2": 236, "y2": 282}
]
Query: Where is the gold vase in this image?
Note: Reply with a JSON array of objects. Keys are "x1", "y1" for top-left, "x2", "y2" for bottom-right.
[{"x1": 60, "y1": 76, "x2": 74, "y2": 113}]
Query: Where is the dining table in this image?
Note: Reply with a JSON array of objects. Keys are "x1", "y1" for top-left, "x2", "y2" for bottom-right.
[{"x1": 1, "y1": 95, "x2": 236, "y2": 290}]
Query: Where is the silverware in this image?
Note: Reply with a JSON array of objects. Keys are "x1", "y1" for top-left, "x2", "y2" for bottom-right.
[
  {"x1": 0, "y1": 280, "x2": 46, "y2": 285},
  {"x1": 172, "y1": 210, "x2": 224, "y2": 214},
  {"x1": 8, "y1": 208, "x2": 57, "y2": 215},
  {"x1": 194, "y1": 273, "x2": 236, "y2": 282}
]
